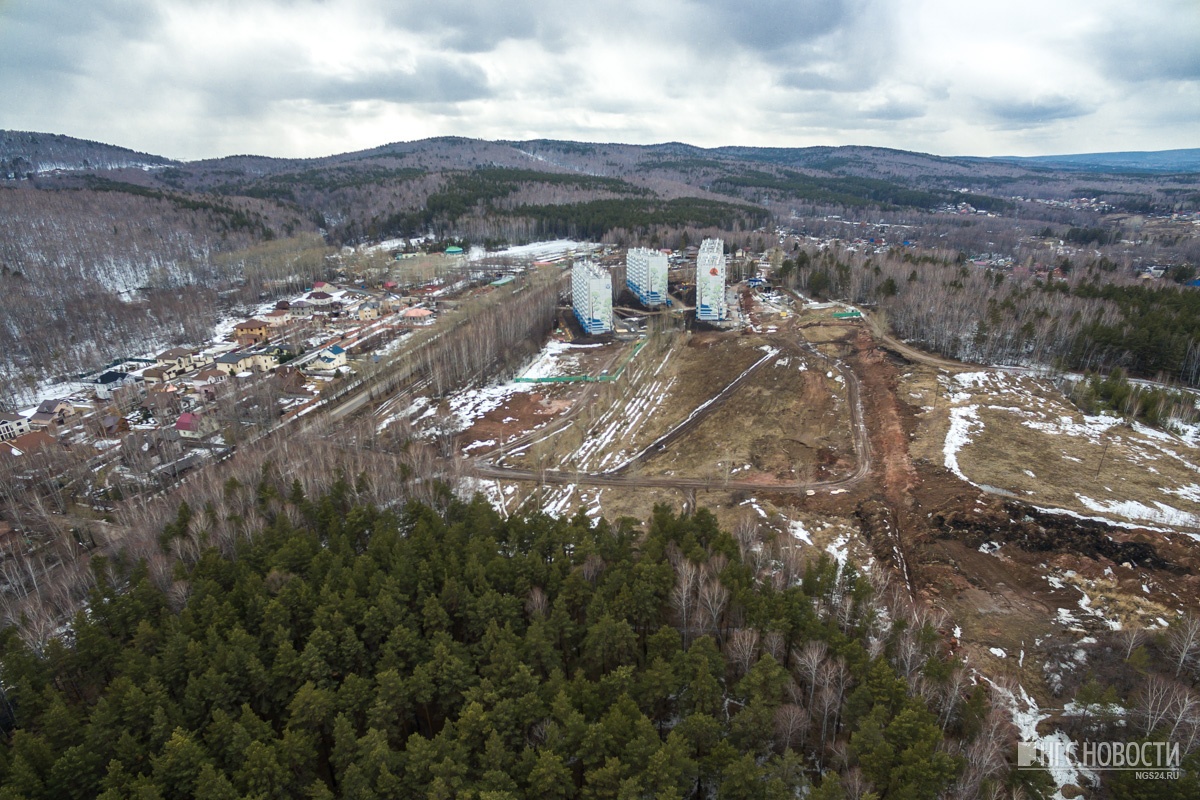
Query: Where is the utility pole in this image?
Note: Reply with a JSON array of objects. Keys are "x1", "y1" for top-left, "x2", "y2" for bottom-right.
[{"x1": 1095, "y1": 437, "x2": 1111, "y2": 478}]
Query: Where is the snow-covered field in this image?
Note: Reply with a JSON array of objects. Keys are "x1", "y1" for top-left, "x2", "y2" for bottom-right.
[{"x1": 467, "y1": 239, "x2": 592, "y2": 263}]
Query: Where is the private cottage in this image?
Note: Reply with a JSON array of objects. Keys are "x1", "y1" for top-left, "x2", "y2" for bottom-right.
[
  {"x1": 28, "y1": 399, "x2": 74, "y2": 428},
  {"x1": 309, "y1": 345, "x2": 347, "y2": 372},
  {"x1": 402, "y1": 307, "x2": 435, "y2": 325},
  {"x1": 156, "y1": 347, "x2": 195, "y2": 377},
  {"x1": 306, "y1": 291, "x2": 334, "y2": 308},
  {"x1": 93, "y1": 370, "x2": 139, "y2": 400},
  {"x1": 264, "y1": 309, "x2": 291, "y2": 329},
  {"x1": 0, "y1": 413, "x2": 30, "y2": 442},
  {"x1": 6, "y1": 430, "x2": 57, "y2": 457},
  {"x1": 233, "y1": 319, "x2": 270, "y2": 347},
  {"x1": 175, "y1": 412, "x2": 218, "y2": 440},
  {"x1": 193, "y1": 369, "x2": 228, "y2": 400},
  {"x1": 214, "y1": 351, "x2": 279, "y2": 376}
]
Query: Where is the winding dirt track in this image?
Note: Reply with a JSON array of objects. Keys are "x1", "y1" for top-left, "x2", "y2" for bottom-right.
[{"x1": 472, "y1": 333, "x2": 873, "y2": 495}]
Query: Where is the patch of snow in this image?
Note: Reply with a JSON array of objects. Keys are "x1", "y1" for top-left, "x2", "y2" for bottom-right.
[
  {"x1": 944, "y1": 404, "x2": 982, "y2": 481},
  {"x1": 1076, "y1": 495, "x2": 1200, "y2": 529},
  {"x1": 825, "y1": 532, "x2": 850, "y2": 569},
  {"x1": 989, "y1": 681, "x2": 1096, "y2": 798},
  {"x1": 789, "y1": 520, "x2": 812, "y2": 545}
]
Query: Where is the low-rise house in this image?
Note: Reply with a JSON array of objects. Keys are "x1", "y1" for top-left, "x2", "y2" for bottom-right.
[
  {"x1": 402, "y1": 307, "x2": 435, "y2": 325},
  {"x1": 175, "y1": 412, "x2": 218, "y2": 440},
  {"x1": 93, "y1": 370, "x2": 139, "y2": 400},
  {"x1": 214, "y1": 350, "x2": 279, "y2": 376},
  {"x1": 309, "y1": 345, "x2": 347, "y2": 372},
  {"x1": 273, "y1": 366, "x2": 310, "y2": 395},
  {"x1": 234, "y1": 319, "x2": 270, "y2": 347},
  {"x1": 28, "y1": 399, "x2": 73, "y2": 428},
  {"x1": 357, "y1": 303, "x2": 380, "y2": 321},
  {"x1": 264, "y1": 309, "x2": 291, "y2": 329},
  {"x1": 156, "y1": 347, "x2": 195, "y2": 377},
  {"x1": 6, "y1": 430, "x2": 57, "y2": 457},
  {"x1": 307, "y1": 291, "x2": 334, "y2": 307},
  {"x1": 0, "y1": 413, "x2": 30, "y2": 442},
  {"x1": 142, "y1": 366, "x2": 169, "y2": 385},
  {"x1": 288, "y1": 301, "x2": 311, "y2": 319},
  {"x1": 193, "y1": 369, "x2": 228, "y2": 400},
  {"x1": 141, "y1": 388, "x2": 183, "y2": 425},
  {"x1": 98, "y1": 414, "x2": 130, "y2": 438}
]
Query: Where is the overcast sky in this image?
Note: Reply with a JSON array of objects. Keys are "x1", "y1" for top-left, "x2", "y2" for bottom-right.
[{"x1": 1, "y1": 0, "x2": 1197, "y2": 160}]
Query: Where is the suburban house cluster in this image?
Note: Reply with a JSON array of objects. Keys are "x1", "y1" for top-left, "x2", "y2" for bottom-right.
[{"x1": 1, "y1": 278, "x2": 447, "y2": 479}]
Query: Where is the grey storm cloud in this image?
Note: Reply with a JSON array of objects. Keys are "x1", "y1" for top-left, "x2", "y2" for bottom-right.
[
  {"x1": 371, "y1": 0, "x2": 556, "y2": 53},
  {"x1": 689, "y1": 0, "x2": 861, "y2": 51},
  {"x1": 979, "y1": 95, "x2": 1094, "y2": 127},
  {"x1": 1093, "y1": 8, "x2": 1200, "y2": 83},
  {"x1": 192, "y1": 50, "x2": 493, "y2": 118},
  {"x1": 0, "y1": 0, "x2": 162, "y2": 77},
  {"x1": 309, "y1": 59, "x2": 493, "y2": 105}
]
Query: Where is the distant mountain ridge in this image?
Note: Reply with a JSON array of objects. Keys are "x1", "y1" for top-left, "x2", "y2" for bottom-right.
[
  {"x1": 0, "y1": 130, "x2": 176, "y2": 176},
  {"x1": 3, "y1": 129, "x2": 1197, "y2": 175},
  {"x1": 985, "y1": 148, "x2": 1200, "y2": 173}
]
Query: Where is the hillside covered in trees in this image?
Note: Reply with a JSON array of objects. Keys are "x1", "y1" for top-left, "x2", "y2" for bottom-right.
[{"x1": 0, "y1": 487, "x2": 1048, "y2": 800}]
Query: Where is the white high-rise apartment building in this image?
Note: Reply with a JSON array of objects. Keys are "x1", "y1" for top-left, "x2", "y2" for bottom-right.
[
  {"x1": 696, "y1": 238, "x2": 727, "y2": 321},
  {"x1": 626, "y1": 247, "x2": 669, "y2": 307},
  {"x1": 572, "y1": 260, "x2": 613, "y2": 334}
]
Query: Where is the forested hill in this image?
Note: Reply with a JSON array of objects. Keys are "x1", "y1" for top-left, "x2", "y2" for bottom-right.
[
  {"x1": 4, "y1": 132, "x2": 1198, "y2": 247},
  {"x1": 0, "y1": 131, "x2": 175, "y2": 176},
  {"x1": 0, "y1": 490, "x2": 1032, "y2": 800}
]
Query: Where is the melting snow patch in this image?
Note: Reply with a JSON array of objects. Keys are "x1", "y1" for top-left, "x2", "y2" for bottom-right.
[
  {"x1": 944, "y1": 405, "x2": 982, "y2": 481},
  {"x1": 789, "y1": 520, "x2": 813, "y2": 545},
  {"x1": 826, "y1": 533, "x2": 850, "y2": 569},
  {"x1": 1162, "y1": 483, "x2": 1200, "y2": 503},
  {"x1": 989, "y1": 647, "x2": 1007, "y2": 658},
  {"x1": 1075, "y1": 495, "x2": 1200, "y2": 529},
  {"x1": 1022, "y1": 414, "x2": 1120, "y2": 442},
  {"x1": 979, "y1": 541, "x2": 1002, "y2": 554},
  {"x1": 989, "y1": 681, "x2": 1095, "y2": 797}
]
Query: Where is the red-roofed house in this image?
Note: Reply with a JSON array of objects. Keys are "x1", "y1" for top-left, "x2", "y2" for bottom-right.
[
  {"x1": 402, "y1": 307, "x2": 435, "y2": 325},
  {"x1": 175, "y1": 412, "x2": 217, "y2": 440},
  {"x1": 8, "y1": 429, "x2": 57, "y2": 455}
]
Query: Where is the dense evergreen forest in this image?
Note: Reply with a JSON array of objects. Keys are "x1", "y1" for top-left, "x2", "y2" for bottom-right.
[{"x1": 0, "y1": 485, "x2": 1045, "y2": 800}]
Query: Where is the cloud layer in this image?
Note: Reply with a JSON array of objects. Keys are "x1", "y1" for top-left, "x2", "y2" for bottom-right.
[{"x1": 0, "y1": 0, "x2": 1196, "y2": 159}]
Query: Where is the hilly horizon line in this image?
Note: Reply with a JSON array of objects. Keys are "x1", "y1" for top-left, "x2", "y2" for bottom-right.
[{"x1": 3, "y1": 128, "x2": 1198, "y2": 171}]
